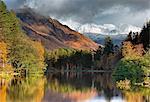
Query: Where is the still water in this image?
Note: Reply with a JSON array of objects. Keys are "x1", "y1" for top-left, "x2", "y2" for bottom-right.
[{"x1": 0, "y1": 72, "x2": 149, "y2": 102}]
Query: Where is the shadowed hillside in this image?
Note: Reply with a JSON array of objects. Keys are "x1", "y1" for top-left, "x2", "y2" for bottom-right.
[{"x1": 16, "y1": 8, "x2": 98, "y2": 51}]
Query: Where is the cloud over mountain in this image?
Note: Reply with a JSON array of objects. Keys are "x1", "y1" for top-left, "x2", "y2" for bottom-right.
[{"x1": 4, "y1": 0, "x2": 150, "y2": 26}]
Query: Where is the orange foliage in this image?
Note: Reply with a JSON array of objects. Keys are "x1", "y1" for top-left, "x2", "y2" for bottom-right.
[
  {"x1": 122, "y1": 41, "x2": 145, "y2": 59},
  {"x1": 0, "y1": 77, "x2": 7, "y2": 102},
  {"x1": 32, "y1": 41, "x2": 45, "y2": 68},
  {"x1": 124, "y1": 92, "x2": 145, "y2": 102},
  {"x1": 0, "y1": 85, "x2": 6, "y2": 102},
  {"x1": 0, "y1": 42, "x2": 7, "y2": 68},
  {"x1": 0, "y1": 42, "x2": 12, "y2": 70}
]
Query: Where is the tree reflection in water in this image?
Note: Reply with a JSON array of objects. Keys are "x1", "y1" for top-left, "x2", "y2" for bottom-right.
[
  {"x1": 0, "y1": 73, "x2": 149, "y2": 102},
  {"x1": 44, "y1": 73, "x2": 123, "y2": 102},
  {"x1": 2, "y1": 75, "x2": 45, "y2": 102}
]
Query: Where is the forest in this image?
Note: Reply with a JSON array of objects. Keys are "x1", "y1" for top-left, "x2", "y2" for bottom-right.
[
  {"x1": 0, "y1": 1, "x2": 149, "y2": 87},
  {"x1": 113, "y1": 22, "x2": 150, "y2": 86},
  {"x1": 0, "y1": 1, "x2": 45, "y2": 74}
]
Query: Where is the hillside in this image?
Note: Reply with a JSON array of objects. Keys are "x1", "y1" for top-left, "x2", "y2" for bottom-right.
[{"x1": 16, "y1": 8, "x2": 98, "y2": 51}]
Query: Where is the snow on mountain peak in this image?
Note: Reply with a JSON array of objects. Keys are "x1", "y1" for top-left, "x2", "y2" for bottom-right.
[
  {"x1": 60, "y1": 19, "x2": 81, "y2": 30},
  {"x1": 103, "y1": 24, "x2": 116, "y2": 31},
  {"x1": 59, "y1": 20, "x2": 142, "y2": 45},
  {"x1": 77, "y1": 23, "x2": 141, "y2": 35},
  {"x1": 60, "y1": 20, "x2": 141, "y2": 35},
  {"x1": 118, "y1": 24, "x2": 141, "y2": 34},
  {"x1": 78, "y1": 24, "x2": 102, "y2": 34}
]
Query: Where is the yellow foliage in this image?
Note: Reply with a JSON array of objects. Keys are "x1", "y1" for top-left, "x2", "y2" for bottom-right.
[
  {"x1": 0, "y1": 84, "x2": 7, "y2": 102},
  {"x1": 32, "y1": 41, "x2": 45, "y2": 69},
  {"x1": 124, "y1": 92, "x2": 145, "y2": 102},
  {"x1": 116, "y1": 79, "x2": 131, "y2": 90},
  {"x1": 0, "y1": 77, "x2": 11, "y2": 102},
  {"x1": 0, "y1": 42, "x2": 7, "y2": 62},
  {"x1": 34, "y1": 41, "x2": 45, "y2": 59},
  {"x1": 122, "y1": 41, "x2": 144, "y2": 59},
  {"x1": 0, "y1": 42, "x2": 7, "y2": 68},
  {"x1": 0, "y1": 42, "x2": 12, "y2": 70}
]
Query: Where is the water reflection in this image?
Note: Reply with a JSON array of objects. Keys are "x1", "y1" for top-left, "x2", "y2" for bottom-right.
[
  {"x1": 0, "y1": 76, "x2": 45, "y2": 102},
  {"x1": 0, "y1": 73, "x2": 149, "y2": 102},
  {"x1": 44, "y1": 73, "x2": 123, "y2": 102}
]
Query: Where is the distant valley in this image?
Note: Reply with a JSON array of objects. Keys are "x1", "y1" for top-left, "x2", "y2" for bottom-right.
[{"x1": 61, "y1": 21, "x2": 141, "y2": 45}]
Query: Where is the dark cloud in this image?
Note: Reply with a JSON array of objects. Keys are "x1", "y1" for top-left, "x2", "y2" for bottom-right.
[{"x1": 4, "y1": 0, "x2": 150, "y2": 26}]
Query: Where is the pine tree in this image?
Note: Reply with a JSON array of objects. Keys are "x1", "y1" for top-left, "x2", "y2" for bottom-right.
[
  {"x1": 0, "y1": 1, "x2": 45, "y2": 71},
  {"x1": 103, "y1": 36, "x2": 114, "y2": 55},
  {"x1": 140, "y1": 21, "x2": 150, "y2": 50},
  {"x1": 94, "y1": 46, "x2": 102, "y2": 60},
  {"x1": 125, "y1": 31, "x2": 132, "y2": 42},
  {"x1": 132, "y1": 32, "x2": 140, "y2": 44}
]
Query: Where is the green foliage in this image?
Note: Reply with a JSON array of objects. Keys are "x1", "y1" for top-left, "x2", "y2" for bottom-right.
[
  {"x1": 46, "y1": 48, "x2": 93, "y2": 68},
  {"x1": 113, "y1": 21, "x2": 150, "y2": 84},
  {"x1": 113, "y1": 58, "x2": 144, "y2": 83},
  {"x1": 140, "y1": 50, "x2": 150, "y2": 76},
  {"x1": 125, "y1": 21, "x2": 150, "y2": 50},
  {"x1": 140, "y1": 21, "x2": 150, "y2": 50},
  {"x1": 113, "y1": 49, "x2": 150, "y2": 84},
  {"x1": 46, "y1": 48, "x2": 76, "y2": 62},
  {"x1": 94, "y1": 46, "x2": 102, "y2": 60},
  {"x1": 103, "y1": 36, "x2": 114, "y2": 55},
  {"x1": 7, "y1": 76, "x2": 45, "y2": 102},
  {"x1": 0, "y1": 1, "x2": 45, "y2": 72}
]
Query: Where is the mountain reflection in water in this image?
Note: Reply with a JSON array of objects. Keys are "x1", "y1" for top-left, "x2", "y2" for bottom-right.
[{"x1": 0, "y1": 72, "x2": 149, "y2": 102}]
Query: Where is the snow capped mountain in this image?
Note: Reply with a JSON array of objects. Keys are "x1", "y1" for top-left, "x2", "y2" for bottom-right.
[
  {"x1": 76, "y1": 23, "x2": 141, "y2": 45},
  {"x1": 60, "y1": 20, "x2": 141, "y2": 35},
  {"x1": 60, "y1": 19, "x2": 141, "y2": 35},
  {"x1": 60, "y1": 19, "x2": 81, "y2": 30},
  {"x1": 78, "y1": 23, "x2": 118, "y2": 35},
  {"x1": 60, "y1": 20, "x2": 141, "y2": 45},
  {"x1": 77, "y1": 23, "x2": 141, "y2": 35},
  {"x1": 118, "y1": 24, "x2": 141, "y2": 34},
  {"x1": 78, "y1": 24, "x2": 103, "y2": 34}
]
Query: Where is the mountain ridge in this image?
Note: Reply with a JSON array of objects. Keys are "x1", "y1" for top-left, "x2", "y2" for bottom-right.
[
  {"x1": 77, "y1": 23, "x2": 141, "y2": 35},
  {"x1": 68, "y1": 23, "x2": 141, "y2": 45},
  {"x1": 15, "y1": 8, "x2": 99, "y2": 51}
]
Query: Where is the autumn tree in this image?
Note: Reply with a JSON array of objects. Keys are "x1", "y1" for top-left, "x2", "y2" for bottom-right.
[
  {"x1": 0, "y1": 1, "x2": 45, "y2": 72},
  {"x1": 114, "y1": 21, "x2": 150, "y2": 84},
  {"x1": 122, "y1": 41, "x2": 144, "y2": 59},
  {"x1": 0, "y1": 42, "x2": 7, "y2": 68}
]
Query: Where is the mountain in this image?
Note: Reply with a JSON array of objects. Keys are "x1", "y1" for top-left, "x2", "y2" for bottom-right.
[
  {"x1": 77, "y1": 23, "x2": 141, "y2": 35},
  {"x1": 93, "y1": 34, "x2": 127, "y2": 45},
  {"x1": 74, "y1": 23, "x2": 141, "y2": 45},
  {"x1": 59, "y1": 20, "x2": 141, "y2": 45},
  {"x1": 15, "y1": 8, "x2": 98, "y2": 51}
]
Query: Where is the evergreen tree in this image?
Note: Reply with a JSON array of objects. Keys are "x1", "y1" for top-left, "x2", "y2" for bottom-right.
[
  {"x1": 94, "y1": 46, "x2": 102, "y2": 60},
  {"x1": 103, "y1": 36, "x2": 114, "y2": 55},
  {"x1": 132, "y1": 32, "x2": 140, "y2": 44},
  {"x1": 125, "y1": 31, "x2": 132, "y2": 42},
  {"x1": 0, "y1": 1, "x2": 45, "y2": 72},
  {"x1": 140, "y1": 21, "x2": 150, "y2": 50}
]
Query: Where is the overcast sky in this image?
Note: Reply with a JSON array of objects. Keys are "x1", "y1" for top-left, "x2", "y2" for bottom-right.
[{"x1": 4, "y1": 0, "x2": 150, "y2": 27}]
